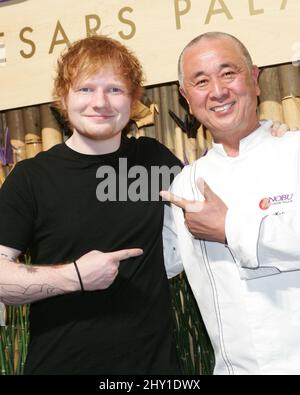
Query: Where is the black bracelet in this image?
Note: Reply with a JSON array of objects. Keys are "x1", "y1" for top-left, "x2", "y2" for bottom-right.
[{"x1": 73, "y1": 261, "x2": 85, "y2": 292}]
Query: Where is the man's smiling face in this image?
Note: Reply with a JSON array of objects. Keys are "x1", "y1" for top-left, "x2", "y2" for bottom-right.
[{"x1": 180, "y1": 37, "x2": 260, "y2": 143}]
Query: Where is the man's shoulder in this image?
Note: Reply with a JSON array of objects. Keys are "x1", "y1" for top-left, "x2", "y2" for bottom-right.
[
  {"x1": 270, "y1": 130, "x2": 300, "y2": 151},
  {"x1": 23, "y1": 143, "x2": 64, "y2": 162},
  {"x1": 172, "y1": 157, "x2": 204, "y2": 189},
  {"x1": 8, "y1": 144, "x2": 65, "y2": 177},
  {"x1": 127, "y1": 136, "x2": 182, "y2": 167},
  {"x1": 134, "y1": 136, "x2": 173, "y2": 154},
  {"x1": 126, "y1": 135, "x2": 167, "y2": 155},
  {"x1": 280, "y1": 130, "x2": 300, "y2": 140},
  {"x1": 34, "y1": 143, "x2": 65, "y2": 159},
  {"x1": 262, "y1": 120, "x2": 300, "y2": 145}
]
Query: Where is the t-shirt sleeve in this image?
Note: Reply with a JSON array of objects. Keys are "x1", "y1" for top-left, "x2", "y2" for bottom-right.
[{"x1": 0, "y1": 162, "x2": 35, "y2": 252}]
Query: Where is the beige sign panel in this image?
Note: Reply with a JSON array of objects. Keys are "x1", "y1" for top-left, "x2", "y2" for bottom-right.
[{"x1": 0, "y1": 0, "x2": 298, "y2": 110}]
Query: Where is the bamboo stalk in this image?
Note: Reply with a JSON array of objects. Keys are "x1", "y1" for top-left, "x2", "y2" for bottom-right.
[
  {"x1": 152, "y1": 87, "x2": 163, "y2": 144},
  {"x1": 0, "y1": 303, "x2": 5, "y2": 327},
  {"x1": 173, "y1": 128, "x2": 184, "y2": 163},
  {"x1": 40, "y1": 104, "x2": 63, "y2": 151},
  {"x1": 0, "y1": 252, "x2": 30, "y2": 375},
  {"x1": 0, "y1": 111, "x2": 3, "y2": 137},
  {"x1": 196, "y1": 125, "x2": 208, "y2": 157},
  {"x1": 143, "y1": 88, "x2": 156, "y2": 139},
  {"x1": 171, "y1": 84, "x2": 185, "y2": 162},
  {"x1": 159, "y1": 85, "x2": 175, "y2": 154},
  {"x1": 278, "y1": 64, "x2": 300, "y2": 129},
  {"x1": 25, "y1": 135, "x2": 43, "y2": 159},
  {"x1": 278, "y1": 63, "x2": 300, "y2": 97},
  {"x1": 0, "y1": 328, "x2": 7, "y2": 374},
  {"x1": 23, "y1": 106, "x2": 42, "y2": 159},
  {"x1": 258, "y1": 66, "x2": 283, "y2": 123},
  {"x1": 177, "y1": 94, "x2": 199, "y2": 163},
  {"x1": 0, "y1": 111, "x2": 9, "y2": 182},
  {"x1": 204, "y1": 128, "x2": 213, "y2": 149},
  {"x1": 23, "y1": 106, "x2": 41, "y2": 137},
  {"x1": 281, "y1": 97, "x2": 300, "y2": 130},
  {"x1": 144, "y1": 125, "x2": 156, "y2": 139},
  {"x1": 167, "y1": 84, "x2": 177, "y2": 155},
  {"x1": 5, "y1": 109, "x2": 26, "y2": 163},
  {"x1": 0, "y1": 166, "x2": 5, "y2": 187},
  {"x1": 1, "y1": 112, "x2": 7, "y2": 134},
  {"x1": 136, "y1": 128, "x2": 146, "y2": 138},
  {"x1": 186, "y1": 137, "x2": 198, "y2": 163}
]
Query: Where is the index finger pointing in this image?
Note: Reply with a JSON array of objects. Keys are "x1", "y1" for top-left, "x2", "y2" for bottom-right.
[
  {"x1": 159, "y1": 190, "x2": 188, "y2": 210},
  {"x1": 110, "y1": 248, "x2": 143, "y2": 262},
  {"x1": 160, "y1": 190, "x2": 204, "y2": 213}
]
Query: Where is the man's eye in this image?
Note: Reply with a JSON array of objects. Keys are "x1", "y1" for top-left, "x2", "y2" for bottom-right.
[
  {"x1": 196, "y1": 79, "x2": 208, "y2": 87},
  {"x1": 223, "y1": 71, "x2": 235, "y2": 79},
  {"x1": 78, "y1": 87, "x2": 92, "y2": 93},
  {"x1": 109, "y1": 87, "x2": 123, "y2": 93}
]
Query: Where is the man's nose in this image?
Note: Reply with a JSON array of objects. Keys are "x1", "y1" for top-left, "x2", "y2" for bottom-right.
[
  {"x1": 91, "y1": 88, "x2": 108, "y2": 108},
  {"x1": 209, "y1": 78, "x2": 229, "y2": 101}
]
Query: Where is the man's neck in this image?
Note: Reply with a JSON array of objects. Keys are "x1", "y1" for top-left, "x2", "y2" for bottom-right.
[
  {"x1": 213, "y1": 120, "x2": 260, "y2": 157},
  {"x1": 66, "y1": 132, "x2": 122, "y2": 155}
]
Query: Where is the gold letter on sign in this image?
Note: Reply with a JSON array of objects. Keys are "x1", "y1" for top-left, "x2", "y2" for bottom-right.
[
  {"x1": 280, "y1": 0, "x2": 288, "y2": 10},
  {"x1": 20, "y1": 27, "x2": 36, "y2": 59},
  {"x1": 205, "y1": 0, "x2": 233, "y2": 24},
  {"x1": 118, "y1": 7, "x2": 136, "y2": 40},
  {"x1": 174, "y1": 0, "x2": 191, "y2": 30},
  {"x1": 49, "y1": 20, "x2": 70, "y2": 54},
  {"x1": 86, "y1": 14, "x2": 101, "y2": 37},
  {"x1": 249, "y1": 0, "x2": 264, "y2": 15}
]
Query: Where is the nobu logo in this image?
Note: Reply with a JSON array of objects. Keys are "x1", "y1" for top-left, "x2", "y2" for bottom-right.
[
  {"x1": 259, "y1": 193, "x2": 293, "y2": 210},
  {"x1": 259, "y1": 197, "x2": 271, "y2": 210}
]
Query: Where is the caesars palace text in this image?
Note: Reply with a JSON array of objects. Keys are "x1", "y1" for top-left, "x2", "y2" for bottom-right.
[{"x1": 0, "y1": 0, "x2": 289, "y2": 60}]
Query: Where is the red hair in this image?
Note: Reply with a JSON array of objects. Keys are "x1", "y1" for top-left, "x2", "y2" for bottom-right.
[{"x1": 53, "y1": 35, "x2": 144, "y2": 120}]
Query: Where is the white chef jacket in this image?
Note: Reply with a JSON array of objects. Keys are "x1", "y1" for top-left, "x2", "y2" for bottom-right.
[{"x1": 169, "y1": 121, "x2": 300, "y2": 375}]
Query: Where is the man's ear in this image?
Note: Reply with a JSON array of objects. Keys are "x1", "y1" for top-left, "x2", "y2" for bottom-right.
[
  {"x1": 251, "y1": 65, "x2": 261, "y2": 96},
  {"x1": 179, "y1": 86, "x2": 193, "y2": 115}
]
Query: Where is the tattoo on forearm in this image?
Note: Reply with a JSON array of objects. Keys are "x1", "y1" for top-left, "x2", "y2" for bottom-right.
[{"x1": 0, "y1": 284, "x2": 65, "y2": 304}]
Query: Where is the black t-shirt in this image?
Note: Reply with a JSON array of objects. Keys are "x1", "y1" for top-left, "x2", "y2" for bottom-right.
[{"x1": 0, "y1": 136, "x2": 183, "y2": 374}]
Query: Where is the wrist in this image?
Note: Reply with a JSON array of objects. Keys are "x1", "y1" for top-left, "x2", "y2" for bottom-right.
[
  {"x1": 73, "y1": 261, "x2": 85, "y2": 292},
  {"x1": 61, "y1": 262, "x2": 81, "y2": 292}
]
